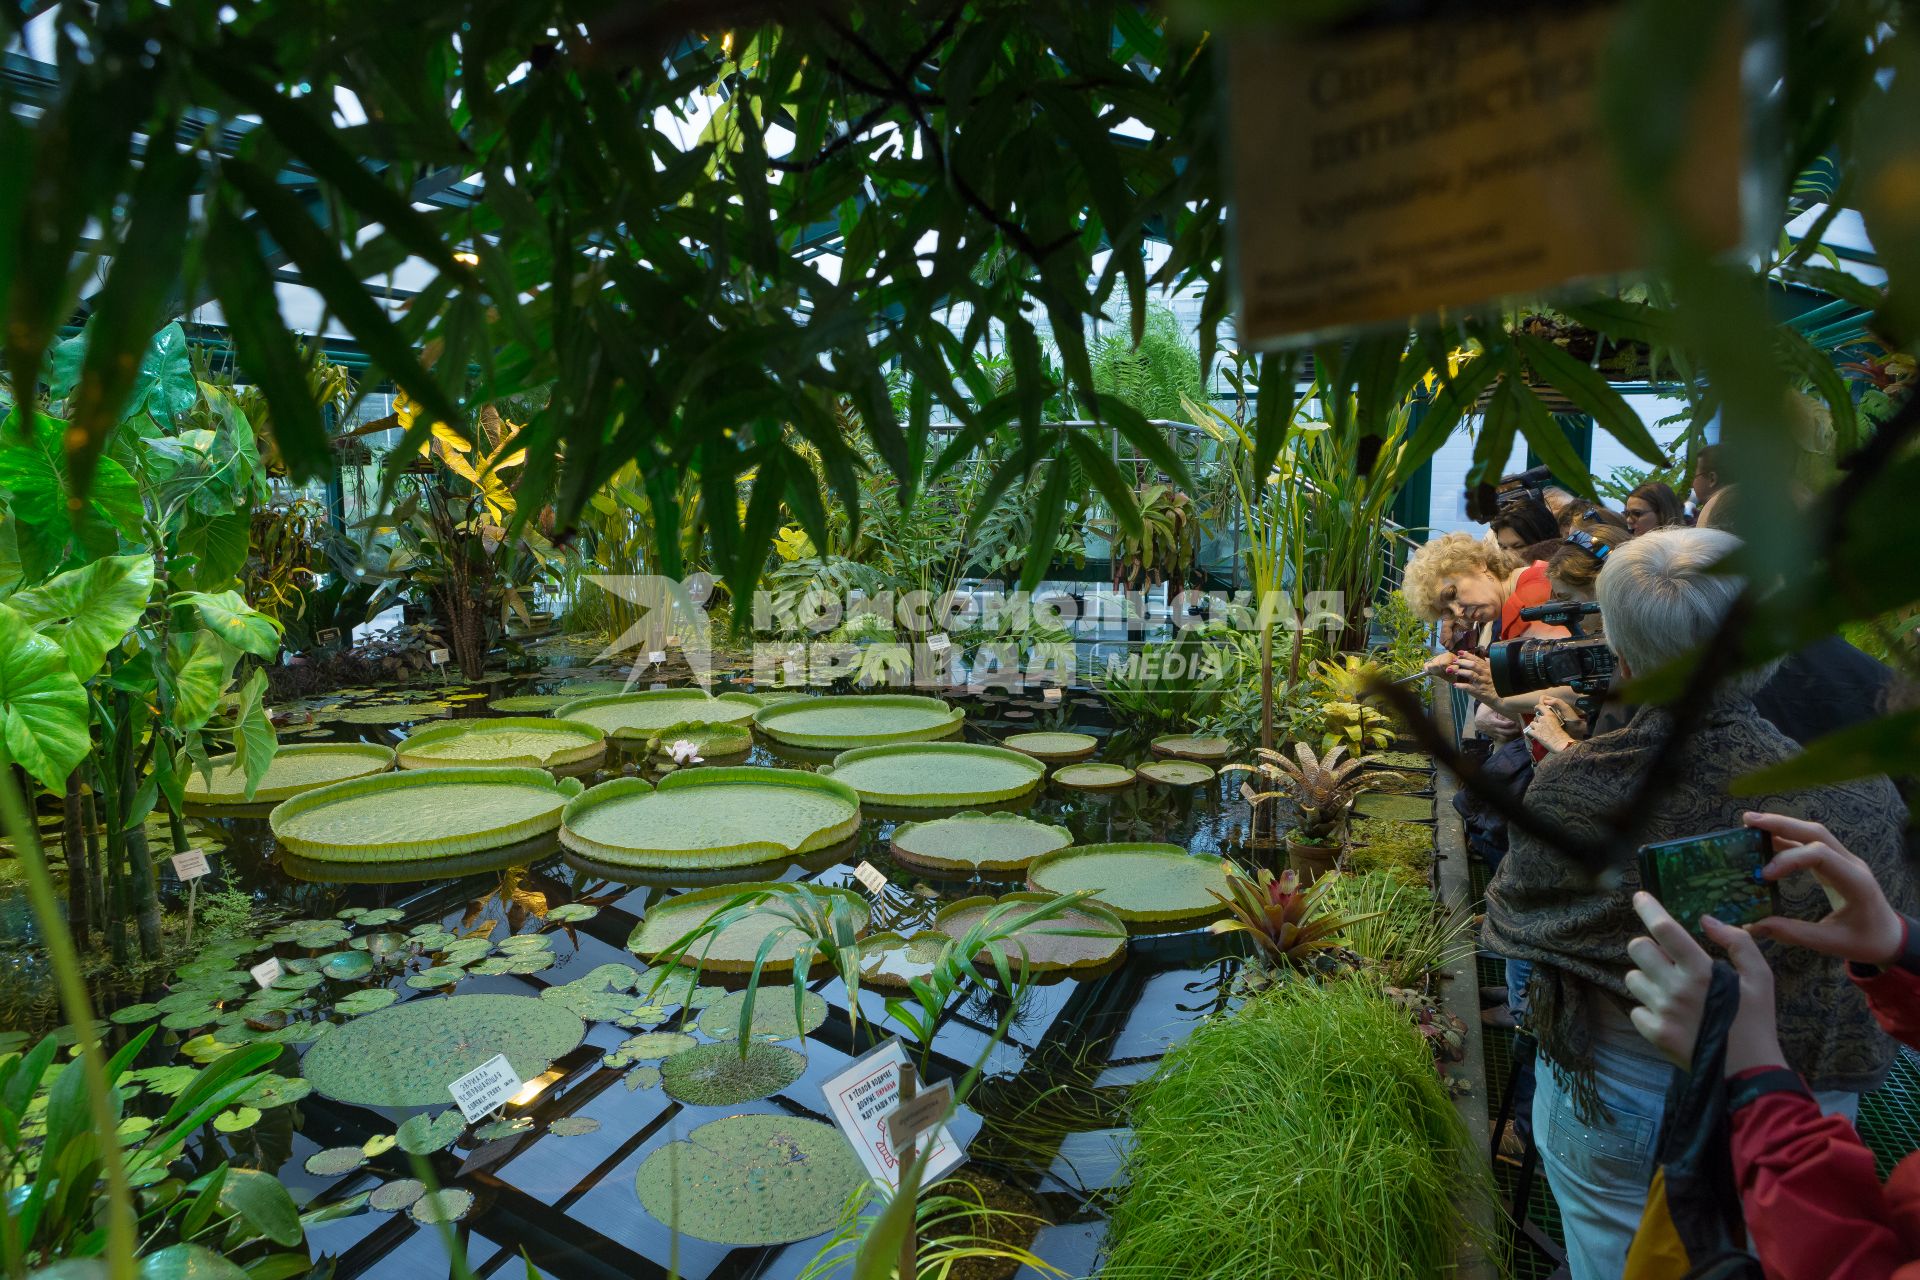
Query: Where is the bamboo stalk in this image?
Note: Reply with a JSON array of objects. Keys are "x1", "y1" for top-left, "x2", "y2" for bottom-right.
[
  {"x1": 82, "y1": 786, "x2": 104, "y2": 930},
  {"x1": 62, "y1": 772, "x2": 88, "y2": 948}
]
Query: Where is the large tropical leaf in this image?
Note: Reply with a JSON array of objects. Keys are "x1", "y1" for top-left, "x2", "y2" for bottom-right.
[
  {"x1": 3, "y1": 553, "x2": 154, "y2": 680},
  {"x1": 229, "y1": 667, "x2": 278, "y2": 801},
  {"x1": 0, "y1": 602, "x2": 91, "y2": 789},
  {"x1": 0, "y1": 409, "x2": 143, "y2": 580},
  {"x1": 174, "y1": 590, "x2": 282, "y2": 659},
  {"x1": 165, "y1": 631, "x2": 237, "y2": 735}
]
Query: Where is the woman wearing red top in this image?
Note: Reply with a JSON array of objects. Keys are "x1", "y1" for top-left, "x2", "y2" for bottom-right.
[
  {"x1": 1401, "y1": 531, "x2": 1570, "y2": 728},
  {"x1": 1627, "y1": 811, "x2": 1920, "y2": 1279}
]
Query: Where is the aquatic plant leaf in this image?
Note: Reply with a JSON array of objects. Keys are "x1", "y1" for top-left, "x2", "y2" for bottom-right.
[
  {"x1": 239, "y1": 1075, "x2": 311, "y2": 1108},
  {"x1": 473, "y1": 1117, "x2": 535, "y2": 1141},
  {"x1": 935, "y1": 893, "x2": 1128, "y2": 974},
  {"x1": 362, "y1": 1134, "x2": 396, "y2": 1157},
  {"x1": 1051, "y1": 762, "x2": 1137, "y2": 791},
  {"x1": 602, "y1": 1031, "x2": 698, "y2": 1069},
  {"x1": 1149, "y1": 734, "x2": 1235, "y2": 761},
  {"x1": 623, "y1": 1065, "x2": 662, "y2": 1091},
  {"x1": 356, "y1": 908, "x2": 405, "y2": 926},
  {"x1": 269, "y1": 766, "x2": 574, "y2": 861},
  {"x1": 1026, "y1": 844, "x2": 1233, "y2": 930},
  {"x1": 626, "y1": 883, "x2": 870, "y2": 972},
  {"x1": 299, "y1": 993, "x2": 585, "y2": 1108},
  {"x1": 184, "y1": 743, "x2": 394, "y2": 805},
  {"x1": 409, "y1": 1188, "x2": 475, "y2": 1225},
  {"x1": 548, "y1": 1116, "x2": 599, "y2": 1137},
  {"x1": 1003, "y1": 731, "x2": 1099, "y2": 761},
  {"x1": 304, "y1": 1146, "x2": 367, "y2": 1177},
  {"x1": 488, "y1": 694, "x2": 576, "y2": 713},
  {"x1": 660, "y1": 1041, "x2": 807, "y2": 1106},
  {"x1": 368, "y1": 1178, "x2": 425, "y2": 1212},
  {"x1": 697, "y1": 990, "x2": 828, "y2": 1042},
  {"x1": 108, "y1": 1002, "x2": 160, "y2": 1025},
  {"x1": 334, "y1": 988, "x2": 398, "y2": 1017},
  {"x1": 822, "y1": 742, "x2": 1045, "y2": 807},
  {"x1": 396, "y1": 1109, "x2": 466, "y2": 1154},
  {"x1": 560, "y1": 768, "x2": 861, "y2": 869},
  {"x1": 406, "y1": 966, "x2": 467, "y2": 990},
  {"x1": 397, "y1": 716, "x2": 606, "y2": 770},
  {"x1": 545, "y1": 902, "x2": 599, "y2": 923},
  {"x1": 856, "y1": 931, "x2": 950, "y2": 989},
  {"x1": 326, "y1": 700, "x2": 452, "y2": 725},
  {"x1": 889, "y1": 811, "x2": 1073, "y2": 873},
  {"x1": 1137, "y1": 760, "x2": 1216, "y2": 786},
  {"x1": 752, "y1": 694, "x2": 965, "y2": 749},
  {"x1": 211, "y1": 1106, "x2": 260, "y2": 1133},
  {"x1": 633, "y1": 1115, "x2": 864, "y2": 1245},
  {"x1": 494, "y1": 934, "x2": 553, "y2": 953},
  {"x1": 554, "y1": 689, "x2": 758, "y2": 739},
  {"x1": 321, "y1": 952, "x2": 374, "y2": 981}
]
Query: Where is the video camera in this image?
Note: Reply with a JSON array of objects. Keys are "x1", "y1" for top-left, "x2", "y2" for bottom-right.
[
  {"x1": 1467, "y1": 465, "x2": 1557, "y2": 524},
  {"x1": 1487, "y1": 601, "x2": 1617, "y2": 717}
]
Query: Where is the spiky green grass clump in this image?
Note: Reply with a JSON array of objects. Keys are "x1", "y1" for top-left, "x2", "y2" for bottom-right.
[
  {"x1": 1105, "y1": 981, "x2": 1487, "y2": 1280},
  {"x1": 1323, "y1": 874, "x2": 1476, "y2": 990}
]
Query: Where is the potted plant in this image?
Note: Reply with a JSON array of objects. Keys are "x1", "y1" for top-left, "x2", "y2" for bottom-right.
[
  {"x1": 1206, "y1": 864, "x2": 1375, "y2": 984},
  {"x1": 1225, "y1": 742, "x2": 1383, "y2": 882}
]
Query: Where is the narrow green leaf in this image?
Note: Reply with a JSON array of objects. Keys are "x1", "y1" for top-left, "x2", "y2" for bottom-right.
[{"x1": 1515, "y1": 331, "x2": 1666, "y2": 465}]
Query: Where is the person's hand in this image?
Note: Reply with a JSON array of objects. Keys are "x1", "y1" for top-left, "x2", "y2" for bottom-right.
[
  {"x1": 1625, "y1": 892, "x2": 1785, "y2": 1075},
  {"x1": 1537, "y1": 694, "x2": 1587, "y2": 739},
  {"x1": 1745, "y1": 811, "x2": 1905, "y2": 967},
  {"x1": 1524, "y1": 705, "x2": 1575, "y2": 754},
  {"x1": 1472, "y1": 702, "x2": 1520, "y2": 742},
  {"x1": 1424, "y1": 650, "x2": 1456, "y2": 681},
  {"x1": 1444, "y1": 651, "x2": 1499, "y2": 703}
]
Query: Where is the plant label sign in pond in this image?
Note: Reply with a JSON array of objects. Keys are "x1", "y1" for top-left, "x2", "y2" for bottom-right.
[
  {"x1": 822, "y1": 1038, "x2": 964, "y2": 1189},
  {"x1": 431, "y1": 648, "x2": 451, "y2": 666},
  {"x1": 852, "y1": 861, "x2": 889, "y2": 895},
  {"x1": 927, "y1": 633, "x2": 951, "y2": 652},
  {"x1": 449, "y1": 1053, "x2": 522, "y2": 1122},
  {"x1": 249, "y1": 957, "x2": 283, "y2": 988},
  {"x1": 886, "y1": 1079, "x2": 954, "y2": 1155},
  {"x1": 169, "y1": 849, "x2": 210, "y2": 880}
]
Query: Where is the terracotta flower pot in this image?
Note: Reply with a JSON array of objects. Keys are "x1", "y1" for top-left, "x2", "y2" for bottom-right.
[{"x1": 1285, "y1": 835, "x2": 1341, "y2": 885}]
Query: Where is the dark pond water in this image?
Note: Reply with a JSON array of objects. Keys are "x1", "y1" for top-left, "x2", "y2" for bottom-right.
[{"x1": 15, "y1": 644, "x2": 1264, "y2": 1280}]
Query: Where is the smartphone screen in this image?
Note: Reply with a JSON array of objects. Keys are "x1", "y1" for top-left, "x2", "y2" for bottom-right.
[{"x1": 1636, "y1": 827, "x2": 1777, "y2": 935}]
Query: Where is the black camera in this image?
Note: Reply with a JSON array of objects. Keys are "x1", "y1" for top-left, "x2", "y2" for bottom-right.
[
  {"x1": 1468, "y1": 465, "x2": 1557, "y2": 523},
  {"x1": 1487, "y1": 602, "x2": 1617, "y2": 716}
]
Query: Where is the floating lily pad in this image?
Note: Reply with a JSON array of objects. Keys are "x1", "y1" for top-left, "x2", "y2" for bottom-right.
[
  {"x1": 240, "y1": 1076, "x2": 311, "y2": 1109},
  {"x1": 1137, "y1": 759, "x2": 1216, "y2": 786},
  {"x1": 935, "y1": 893, "x2": 1127, "y2": 975},
  {"x1": 213, "y1": 1106, "x2": 261, "y2": 1133},
  {"x1": 822, "y1": 742, "x2": 1045, "y2": 808},
  {"x1": 270, "y1": 767, "x2": 580, "y2": 861},
  {"x1": 1148, "y1": 734, "x2": 1235, "y2": 762},
  {"x1": 888, "y1": 811, "x2": 1072, "y2": 874},
  {"x1": 329, "y1": 701, "x2": 453, "y2": 725},
  {"x1": 397, "y1": 1110, "x2": 467, "y2": 1155},
  {"x1": 857, "y1": 931, "x2": 950, "y2": 989},
  {"x1": 661, "y1": 1041, "x2": 807, "y2": 1105},
  {"x1": 406, "y1": 966, "x2": 467, "y2": 990},
  {"x1": 397, "y1": 717, "x2": 607, "y2": 774},
  {"x1": 299, "y1": 993, "x2": 586, "y2": 1108},
  {"x1": 624, "y1": 1065, "x2": 662, "y2": 1091},
  {"x1": 305, "y1": 1146, "x2": 367, "y2": 1177},
  {"x1": 1026, "y1": 843, "x2": 1232, "y2": 931},
  {"x1": 626, "y1": 883, "x2": 870, "y2": 972},
  {"x1": 1003, "y1": 731, "x2": 1099, "y2": 762},
  {"x1": 603, "y1": 1030, "x2": 699, "y2": 1068},
  {"x1": 548, "y1": 1116, "x2": 600, "y2": 1137},
  {"x1": 633, "y1": 1115, "x2": 864, "y2": 1245},
  {"x1": 554, "y1": 690, "x2": 759, "y2": 739},
  {"x1": 473, "y1": 1117, "x2": 535, "y2": 1142},
  {"x1": 546, "y1": 902, "x2": 600, "y2": 923},
  {"x1": 369, "y1": 1179, "x2": 426, "y2": 1213},
  {"x1": 752, "y1": 694, "x2": 965, "y2": 749},
  {"x1": 561, "y1": 769, "x2": 862, "y2": 869},
  {"x1": 109, "y1": 1002, "x2": 160, "y2": 1025},
  {"x1": 697, "y1": 990, "x2": 828, "y2": 1042},
  {"x1": 410, "y1": 1188, "x2": 475, "y2": 1225},
  {"x1": 1051, "y1": 762, "x2": 1136, "y2": 791},
  {"x1": 320, "y1": 952, "x2": 375, "y2": 981},
  {"x1": 184, "y1": 743, "x2": 396, "y2": 806},
  {"x1": 488, "y1": 694, "x2": 577, "y2": 714},
  {"x1": 362, "y1": 1134, "x2": 397, "y2": 1157}
]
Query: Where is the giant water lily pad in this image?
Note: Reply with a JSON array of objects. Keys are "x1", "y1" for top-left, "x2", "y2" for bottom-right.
[
  {"x1": 661, "y1": 1041, "x2": 807, "y2": 1105},
  {"x1": 397, "y1": 717, "x2": 606, "y2": 771},
  {"x1": 649, "y1": 721, "x2": 754, "y2": 759},
  {"x1": 1002, "y1": 731, "x2": 1098, "y2": 762},
  {"x1": 554, "y1": 690, "x2": 758, "y2": 739},
  {"x1": 889, "y1": 811, "x2": 1072, "y2": 874},
  {"x1": 697, "y1": 990, "x2": 829, "y2": 1042},
  {"x1": 270, "y1": 767, "x2": 580, "y2": 861},
  {"x1": 299, "y1": 993, "x2": 585, "y2": 1108},
  {"x1": 184, "y1": 743, "x2": 395, "y2": 806},
  {"x1": 626, "y1": 882, "x2": 869, "y2": 972},
  {"x1": 560, "y1": 768, "x2": 861, "y2": 869},
  {"x1": 822, "y1": 742, "x2": 1044, "y2": 808},
  {"x1": 752, "y1": 694, "x2": 964, "y2": 750},
  {"x1": 328, "y1": 700, "x2": 452, "y2": 725},
  {"x1": 488, "y1": 694, "x2": 576, "y2": 713},
  {"x1": 856, "y1": 931, "x2": 950, "y2": 988},
  {"x1": 634, "y1": 1114, "x2": 864, "y2": 1245},
  {"x1": 934, "y1": 893, "x2": 1127, "y2": 974},
  {"x1": 1051, "y1": 762, "x2": 1136, "y2": 791},
  {"x1": 1026, "y1": 843, "x2": 1232, "y2": 930},
  {"x1": 1137, "y1": 760, "x2": 1215, "y2": 786},
  {"x1": 1148, "y1": 734, "x2": 1234, "y2": 762}
]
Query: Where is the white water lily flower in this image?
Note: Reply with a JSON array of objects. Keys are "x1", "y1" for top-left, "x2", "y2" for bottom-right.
[{"x1": 666, "y1": 739, "x2": 703, "y2": 765}]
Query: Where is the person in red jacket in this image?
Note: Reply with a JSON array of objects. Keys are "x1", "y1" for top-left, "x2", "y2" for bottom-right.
[{"x1": 1625, "y1": 810, "x2": 1920, "y2": 1279}]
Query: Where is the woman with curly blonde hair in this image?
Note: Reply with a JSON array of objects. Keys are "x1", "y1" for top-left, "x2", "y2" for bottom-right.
[{"x1": 1402, "y1": 531, "x2": 1569, "y2": 718}]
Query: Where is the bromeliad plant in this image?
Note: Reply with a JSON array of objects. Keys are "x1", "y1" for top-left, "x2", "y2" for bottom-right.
[
  {"x1": 1207, "y1": 865, "x2": 1375, "y2": 975},
  {"x1": 1224, "y1": 742, "x2": 1384, "y2": 846}
]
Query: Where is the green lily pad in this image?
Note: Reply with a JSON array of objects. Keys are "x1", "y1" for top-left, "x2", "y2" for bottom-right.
[
  {"x1": 240, "y1": 1076, "x2": 311, "y2": 1109},
  {"x1": 299, "y1": 993, "x2": 586, "y2": 1108},
  {"x1": 212, "y1": 1106, "x2": 260, "y2": 1133},
  {"x1": 272, "y1": 971, "x2": 326, "y2": 992},
  {"x1": 369, "y1": 1179, "x2": 426, "y2": 1212},
  {"x1": 935, "y1": 892, "x2": 1127, "y2": 974},
  {"x1": 822, "y1": 742, "x2": 1045, "y2": 808},
  {"x1": 548, "y1": 1116, "x2": 600, "y2": 1137},
  {"x1": 397, "y1": 717, "x2": 607, "y2": 771},
  {"x1": 1051, "y1": 762, "x2": 1137, "y2": 791},
  {"x1": 856, "y1": 931, "x2": 950, "y2": 989},
  {"x1": 889, "y1": 811, "x2": 1073, "y2": 874},
  {"x1": 697, "y1": 990, "x2": 828, "y2": 1042},
  {"x1": 602, "y1": 1031, "x2": 699, "y2": 1069},
  {"x1": 363, "y1": 1134, "x2": 397, "y2": 1157},
  {"x1": 546, "y1": 903, "x2": 600, "y2": 923},
  {"x1": 1003, "y1": 731, "x2": 1099, "y2": 762},
  {"x1": 633, "y1": 1115, "x2": 864, "y2": 1245},
  {"x1": 1137, "y1": 759, "x2": 1216, "y2": 786},
  {"x1": 356, "y1": 908, "x2": 406, "y2": 926},
  {"x1": 269, "y1": 766, "x2": 578, "y2": 862},
  {"x1": 108, "y1": 1002, "x2": 160, "y2": 1025},
  {"x1": 554, "y1": 690, "x2": 759, "y2": 740},
  {"x1": 650, "y1": 721, "x2": 754, "y2": 758},
  {"x1": 488, "y1": 694, "x2": 577, "y2": 713},
  {"x1": 626, "y1": 883, "x2": 869, "y2": 972},
  {"x1": 560, "y1": 769, "x2": 861, "y2": 869},
  {"x1": 397, "y1": 1110, "x2": 467, "y2": 1155},
  {"x1": 1026, "y1": 843, "x2": 1232, "y2": 931},
  {"x1": 184, "y1": 743, "x2": 396, "y2": 805},
  {"x1": 661, "y1": 1041, "x2": 807, "y2": 1105},
  {"x1": 752, "y1": 694, "x2": 965, "y2": 749},
  {"x1": 503, "y1": 953, "x2": 554, "y2": 975},
  {"x1": 473, "y1": 1117, "x2": 535, "y2": 1142},
  {"x1": 305, "y1": 1146, "x2": 368, "y2": 1177},
  {"x1": 410, "y1": 1188, "x2": 475, "y2": 1225},
  {"x1": 496, "y1": 934, "x2": 553, "y2": 953},
  {"x1": 335, "y1": 988, "x2": 399, "y2": 1016},
  {"x1": 406, "y1": 966, "x2": 467, "y2": 990},
  {"x1": 624, "y1": 1065, "x2": 662, "y2": 1091},
  {"x1": 1148, "y1": 734, "x2": 1235, "y2": 762},
  {"x1": 329, "y1": 700, "x2": 453, "y2": 725}
]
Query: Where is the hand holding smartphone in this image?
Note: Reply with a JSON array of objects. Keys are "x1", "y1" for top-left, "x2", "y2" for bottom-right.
[{"x1": 1636, "y1": 827, "x2": 1778, "y2": 937}]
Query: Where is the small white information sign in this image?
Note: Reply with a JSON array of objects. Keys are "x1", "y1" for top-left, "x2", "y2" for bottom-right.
[
  {"x1": 248, "y1": 957, "x2": 284, "y2": 989},
  {"x1": 649, "y1": 650, "x2": 666, "y2": 664},
  {"x1": 852, "y1": 861, "x2": 889, "y2": 895},
  {"x1": 170, "y1": 849, "x2": 210, "y2": 881},
  {"x1": 429, "y1": 648, "x2": 451, "y2": 666},
  {"x1": 1042, "y1": 687, "x2": 1062, "y2": 703},
  {"x1": 886, "y1": 1079, "x2": 955, "y2": 1154},
  {"x1": 649, "y1": 681, "x2": 668, "y2": 692},
  {"x1": 927, "y1": 633, "x2": 952, "y2": 653},
  {"x1": 449, "y1": 1053, "x2": 522, "y2": 1122},
  {"x1": 821, "y1": 1038, "x2": 965, "y2": 1189}
]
